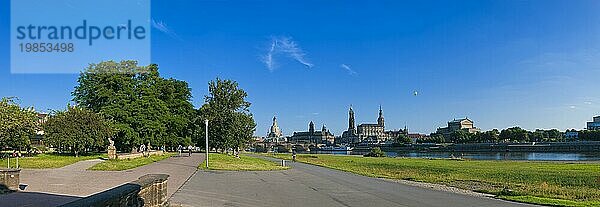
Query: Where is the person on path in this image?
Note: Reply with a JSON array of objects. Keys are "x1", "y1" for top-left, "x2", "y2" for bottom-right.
[
  {"x1": 177, "y1": 145, "x2": 183, "y2": 156},
  {"x1": 188, "y1": 145, "x2": 193, "y2": 157},
  {"x1": 140, "y1": 144, "x2": 146, "y2": 156},
  {"x1": 292, "y1": 150, "x2": 297, "y2": 162}
]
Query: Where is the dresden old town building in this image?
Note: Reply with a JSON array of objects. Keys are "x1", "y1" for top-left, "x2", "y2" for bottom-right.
[
  {"x1": 338, "y1": 105, "x2": 406, "y2": 145},
  {"x1": 289, "y1": 121, "x2": 335, "y2": 145}
]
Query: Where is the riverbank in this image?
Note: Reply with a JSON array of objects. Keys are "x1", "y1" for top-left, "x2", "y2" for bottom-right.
[
  {"x1": 264, "y1": 153, "x2": 600, "y2": 207},
  {"x1": 358, "y1": 141, "x2": 600, "y2": 153}
]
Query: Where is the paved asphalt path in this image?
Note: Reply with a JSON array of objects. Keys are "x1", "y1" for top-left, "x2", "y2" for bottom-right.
[
  {"x1": 169, "y1": 156, "x2": 537, "y2": 207},
  {"x1": 0, "y1": 153, "x2": 204, "y2": 207}
]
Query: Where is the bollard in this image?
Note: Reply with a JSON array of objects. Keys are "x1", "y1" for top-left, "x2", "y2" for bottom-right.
[{"x1": 281, "y1": 159, "x2": 286, "y2": 167}]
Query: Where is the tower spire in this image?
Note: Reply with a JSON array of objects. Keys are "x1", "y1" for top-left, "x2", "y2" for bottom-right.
[
  {"x1": 377, "y1": 105, "x2": 385, "y2": 127},
  {"x1": 348, "y1": 105, "x2": 356, "y2": 131}
]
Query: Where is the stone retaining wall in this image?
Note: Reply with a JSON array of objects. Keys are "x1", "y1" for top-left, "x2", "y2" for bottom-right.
[
  {"x1": 59, "y1": 174, "x2": 169, "y2": 207},
  {"x1": 0, "y1": 168, "x2": 20, "y2": 194}
]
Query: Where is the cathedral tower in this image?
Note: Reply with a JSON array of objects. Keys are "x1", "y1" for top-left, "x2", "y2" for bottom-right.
[{"x1": 377, "y1": 105, "x2": 385, "y2": 127}]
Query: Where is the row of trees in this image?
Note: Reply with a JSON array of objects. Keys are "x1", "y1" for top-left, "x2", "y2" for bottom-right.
[
  {"x1": 1, "y1": 60, "x2": 257, "y2": 156},
  {"x1": 575, "y1": 130, "x2": 600, "y2": 141},
  {"x1": 422, "y1": 127, "x2": 572, "y2": 144},
  {"x1": 394, "y1": 134, "x2": 412, "y2": 144},
  {"x1": 69, "y1": 60, "x2": 256, "y2": 153}
]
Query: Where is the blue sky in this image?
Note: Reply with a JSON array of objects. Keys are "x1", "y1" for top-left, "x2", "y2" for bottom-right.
[{"x1": 1, "y1": 0, "x2": 600, "y2": 136}]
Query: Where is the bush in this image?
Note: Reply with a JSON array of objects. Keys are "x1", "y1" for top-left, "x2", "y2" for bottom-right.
[{"x1": 364, "y1": 147, "x2": 386, "y2": 157}]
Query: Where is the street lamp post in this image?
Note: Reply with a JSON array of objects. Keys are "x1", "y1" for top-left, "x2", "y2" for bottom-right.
[{"x1": 204, "y1": 119, "x2": 209, "y2": 168}]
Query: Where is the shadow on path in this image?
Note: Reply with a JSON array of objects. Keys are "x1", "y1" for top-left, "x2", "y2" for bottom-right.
[{"x1": 0, "y1": 192, "x2": 81, "y2": 207}]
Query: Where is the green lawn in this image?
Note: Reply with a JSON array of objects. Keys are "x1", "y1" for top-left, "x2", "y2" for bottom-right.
[
  {"x1": 88, "y1": 153, "x2": 174, "y2": 171},
  {"x1": 0, "y1": 153, "x2": 105, "y2": 169},
  {"x1": 201, "y1": 153, "x2": 289, "y2": 171},
  {"x1": 265, "y1": 153, "x2": 600, "y2": 207}
]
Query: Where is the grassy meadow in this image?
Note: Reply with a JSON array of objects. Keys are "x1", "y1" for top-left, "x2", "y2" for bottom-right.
[
  {"x1": 0, "y1": 153, "x2": 105, "y2": 169},
  {"x1": 201, "y1": 153, "x2": 289, "y2": 171},
  {"x1": 265, "y1": 153, "x2": 600, "y2": 207}
]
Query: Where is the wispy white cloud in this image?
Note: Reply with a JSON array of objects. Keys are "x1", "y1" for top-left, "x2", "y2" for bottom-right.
[
  {"x1": 569, "y1": 105, "x2": 576, "y2": 109},
  {"x1": 262, "y1": 36, "x2": 313, "y2": 71},
  {"x1": 263, "y1": 41, "x2": 276, "y2": 70},
  {"x1": 151, "y1": 19, "x2": 181, "y2": 40},
  {"x1": 584, "y1": 101, "x2": 593, "y2": 105},
  {"x1": 64, "y1": 1, "x2": 76, "y2": 9},
  {"x1": 340, "y1": 64, "x2": 357, "y2": 76},
  {"x1": 312, "y1": 112, "x2": 320, "y2": 115}
]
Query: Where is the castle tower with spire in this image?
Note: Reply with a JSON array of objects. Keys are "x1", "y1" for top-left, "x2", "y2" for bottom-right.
[
  {"x1": 348, "y1": 105, "x2": 356, "y2": 133},
  {"x1": 338, "y1": 105, "x2": 360, "y2": 144},
  {"x1": 377, "y1": 105, "x2": 385, "y2": 127},
  {"x1": 355, "y1": 105, "x2": 387, "y2": 144}
]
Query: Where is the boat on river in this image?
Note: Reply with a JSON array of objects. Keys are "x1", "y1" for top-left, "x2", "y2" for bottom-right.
[{"x1": 318, "y1": 146, "x2": 353, "y2": 151}]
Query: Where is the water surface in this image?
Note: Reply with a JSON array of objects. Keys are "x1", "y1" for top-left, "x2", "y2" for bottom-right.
[{"x1": 306, "y1": 151, "x2": 600, "y2": 161}]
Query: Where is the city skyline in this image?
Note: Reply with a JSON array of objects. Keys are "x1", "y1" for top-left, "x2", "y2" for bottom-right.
[
  {"x1": 1, "y1": 1, "x2": 600, "y2": 135},
  {"x1": 262, "y1": 106, "x2": 600, "y2": 137}
]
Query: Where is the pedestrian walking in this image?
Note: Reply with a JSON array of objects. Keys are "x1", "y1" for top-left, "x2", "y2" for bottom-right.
[
  {"x1": 292, "y1": 150, "x2": 297, "y2": 162},
  {"x1": 177, "y1": 145, "x2": 183, "y2": 156},
  {"x1": 140, "y1": 144, "x2": 146, "y2": 157},
  {"x1": 188, "y1": 145, "x2": 193, "y2": 157}
]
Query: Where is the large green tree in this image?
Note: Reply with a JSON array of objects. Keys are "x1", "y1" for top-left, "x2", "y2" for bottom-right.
[
  {"x1": 43, "y1": 106, "x2": 115, "y2": 156},
  {"x1": 195, "y1": 78, "x2": 256, "y2": 152},
  {"x1": 472, "y1": 129, "x2": 500, "y2": 143},
  {"x1": 500, "y1": 127, "x2": 530, "y2": 143},
  {"x1": 72, "y1": 60, "x2": 195, "y2": 151},
  {"x1": 395, "y1": 134, "x2": 412, "y2": 144},
  {"x1": 579, "y1": 130, "x2": 600, "y2": 141},
  {"x1": 0, "y1": 97, "x2": 37, "y2": 150},
  {"x1": 450, "y1": 130, "x2": 472, "y2": 143}
]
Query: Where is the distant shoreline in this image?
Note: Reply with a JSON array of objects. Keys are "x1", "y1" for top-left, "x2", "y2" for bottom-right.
[{"x1": 350, "y1": 141, "x2": 600, "y2": 153}]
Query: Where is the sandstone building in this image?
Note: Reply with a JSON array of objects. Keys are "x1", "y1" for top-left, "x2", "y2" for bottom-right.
[
  {"x1": 587, "y1": 116, "x2": 600, "y2": 130},
  {"x1": 338, "y1": 105, "x2": 406, "y2": 145},
  {"x1": 289, "y1": 121, "x2": 335, "y2": 145},
  {"x1": 435, "y1": 118, "x2": 480, "y2": 137},
  {"x1": 264, "y1": 116, "x2": 286, "y2": 143}
]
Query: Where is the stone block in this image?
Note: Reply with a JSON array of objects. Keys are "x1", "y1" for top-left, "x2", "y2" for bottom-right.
[
  {"x1": 59, "y1": 174, "x2": 169, "y2": 207},
  {"x1": 0, "y1": 168, "x2": 20, "y2": 194}
]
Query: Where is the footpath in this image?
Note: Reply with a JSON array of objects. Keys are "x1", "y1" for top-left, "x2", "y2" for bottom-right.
[
  {"x1": 0, "y1": 153, "x2": 204, "y2": 207},
  {"x1": 170, "y1": 155, "x2": 536, "y2": 207}
]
